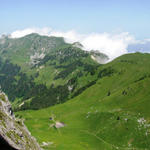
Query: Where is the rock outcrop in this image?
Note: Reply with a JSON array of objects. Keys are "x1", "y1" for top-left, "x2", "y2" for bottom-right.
[{"x1": 0, "y1": 92, "x2": 41, "y2": 150}]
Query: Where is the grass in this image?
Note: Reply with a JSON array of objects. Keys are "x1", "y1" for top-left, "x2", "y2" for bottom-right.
[{"x1": 16, "y1": 53, "x2": 150, "y2": 150}]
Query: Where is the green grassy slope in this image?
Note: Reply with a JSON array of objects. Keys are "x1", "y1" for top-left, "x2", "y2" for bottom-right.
[{"x1": 16, "y1": 53, "x2": 150, "y2": 150}]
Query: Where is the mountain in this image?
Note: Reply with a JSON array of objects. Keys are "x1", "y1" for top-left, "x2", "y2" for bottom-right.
[
  {"x1": 128, "y1": 41, "x2": 150, "y2": 53},
  {"x1": 17, "y1": 53, "x2": 150, "y2": 150},
  {"x1": 0, "y1": 92, "x2": 41, "y2": 150},
  {"x1": 0, "y1": 33, "x2": 108, "y2": 110},
  {"x1": 2, "y1": 33, "x2": 149, "y2": 150}
]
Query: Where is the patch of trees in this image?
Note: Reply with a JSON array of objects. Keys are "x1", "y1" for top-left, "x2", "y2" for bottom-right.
[
  {"x1": 98, "y1": 67, "x2": 115, "y2": 78},
  {"x1": 1, "y1": 60, "x2": 20, "y2": 76},
  {"x1": 54, "y1": 61, "x2": 83, "y2": 79},
  {"x1": 0, "y1": 60, "x2": 21, "y2": 100},
  {"x1": 21, "y1": 84, "x2": 69, "y2": 110},
  {"x1": 122, "y1": 90, "x2": 127, "y2": 95},
  {"x1": 0, "y1": 59, "x2": 70, "y2": 110},
  {"x1": 119, "y1": 59, "x2": 136, "y2": 64},
  {"x1": 54, "y1": 61, "x2": 98, "y2": 80},
  {"x1": 57, "y1": 46, "x2": 88, "y2": 64},
  {"x1": 67, "y1": 76, "x2": 77, "y2": 85},
  {"x1": 72, "y1": 80, "x2": 97, "y2": 98},
  {"x1": 83, "y1": 64, "x2": 99, "y2": 75},
  {"x1": 34, "y1": 55, "x2": 56, "y2": 67},
  {"x1": 107, "y1": 91, "x2": 111, "y2": 96},
  {"x1": 134, "y1": 74, "x2": 150, "y2": 83}
]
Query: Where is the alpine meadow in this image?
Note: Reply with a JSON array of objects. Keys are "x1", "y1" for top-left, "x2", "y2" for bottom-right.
[{"x1": 0, "y1": 0, "x2": 150, "y2": 150}]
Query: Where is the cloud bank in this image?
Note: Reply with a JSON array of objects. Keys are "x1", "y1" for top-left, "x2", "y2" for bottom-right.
[
  {"x1": 10, "y1": 27, "x2": 52, "y2": 38},
  {"x1": 10, "y1": 27, "x2": 137, "y2": 60}
]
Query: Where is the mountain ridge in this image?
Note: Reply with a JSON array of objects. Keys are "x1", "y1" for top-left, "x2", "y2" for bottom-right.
[{"x1": 0, "y1": 33, "x2": 108, "y2": 110}]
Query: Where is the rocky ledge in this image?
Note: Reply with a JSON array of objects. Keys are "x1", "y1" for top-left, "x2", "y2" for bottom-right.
[{"x1": 0, "y1": 92, "x2": 41, "y2": 150}]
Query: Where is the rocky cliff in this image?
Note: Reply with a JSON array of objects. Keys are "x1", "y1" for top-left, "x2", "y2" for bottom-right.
[{"x1": 0, "y1": 91, "x2": 41, "y2": 150}]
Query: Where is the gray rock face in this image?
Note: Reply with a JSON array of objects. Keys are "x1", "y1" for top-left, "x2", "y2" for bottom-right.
[
  {"x1": 0, "y1": 92, "x2": 41, "y2": 150},
  {"x1": 90, "y1": 50, "x2": 109, "y2": 64}
]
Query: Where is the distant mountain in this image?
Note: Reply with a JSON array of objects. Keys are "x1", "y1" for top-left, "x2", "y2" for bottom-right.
[
  {"x1": 0, "y1": 33, "x2": 108, "y2": 110},
  {"x1": 127, "y1": 41, "x2": 150, "y2": 53}
]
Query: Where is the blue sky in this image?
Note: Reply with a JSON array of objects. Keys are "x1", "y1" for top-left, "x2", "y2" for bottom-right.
[{"x1": 0, "y1": 0, "x2": 150, "y2": 39}]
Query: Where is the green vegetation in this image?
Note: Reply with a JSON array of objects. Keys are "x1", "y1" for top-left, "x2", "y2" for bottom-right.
[
  {"x1": 0, "y1": 93, "x2": 6, "y2": 102},
  {"x1": 16, "y1": 53, "x2": 150, "y2": 150},
  {"x1": 1, "y1": 34, "x2": 150, "y2": 149},
  {"x1": 0, "y1": 34, "x2": 103, "y2": 110}
]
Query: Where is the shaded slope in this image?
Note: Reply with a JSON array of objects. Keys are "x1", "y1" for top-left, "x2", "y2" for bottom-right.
[{"x1": 17, "y1": 53, "x2": 150, "y2": 150}]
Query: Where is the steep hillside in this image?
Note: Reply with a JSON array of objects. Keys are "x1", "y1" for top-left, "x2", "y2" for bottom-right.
[
  {"x1": 0, "y1": 92, "x2": 41, "y2": 150},
  {"x1": 0, "y1": 34, "x2": 108, "y2": 110},
  {"x1": 17, "y1": 53, "x2": 150, "y2": 150}
]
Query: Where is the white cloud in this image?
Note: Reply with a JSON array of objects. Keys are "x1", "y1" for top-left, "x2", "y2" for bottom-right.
[
  {"x1": 10, "y1": 27, "x2": 137, "y2": 60},
  {"x1": 10, "y1": 27, "x2": 52, "y2": 38},
  {"x1": 81, "y1": 32, "x2": 136, "y2": 60}
]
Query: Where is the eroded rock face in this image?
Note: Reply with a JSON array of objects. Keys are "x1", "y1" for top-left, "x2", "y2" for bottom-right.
[
  {"x1": 90, "y1": 50, "x2": 109, "y2": 64},
  {"x1": 0, "y1": 92, "x2": 41, "y2": 150}
]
